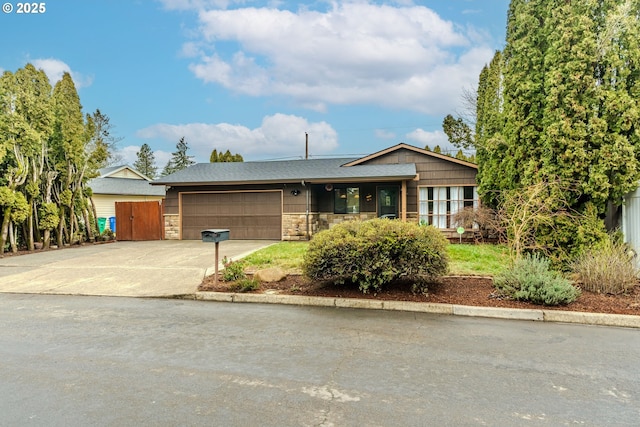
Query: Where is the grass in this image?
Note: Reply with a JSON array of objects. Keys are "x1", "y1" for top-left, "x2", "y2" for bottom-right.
[
  {"x1": 446, "y1": 243, "x2": 510, "y2": 276},
  {"x1": 241, "y1": 241, "x2": 509, "y2": 276},
  {"x1": 241, "y1": 241, "x2": 309, "y2": 273}
]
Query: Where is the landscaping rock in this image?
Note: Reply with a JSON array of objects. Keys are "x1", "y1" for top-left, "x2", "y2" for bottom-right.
[{"x1": 254, "y1": 268, "x2": 287, "y2": 283}]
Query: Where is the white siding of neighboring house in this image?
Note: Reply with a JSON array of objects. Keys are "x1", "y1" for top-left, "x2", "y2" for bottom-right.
[
  {"x1": 109, "y1": 169, "x2": 146, "y2": 179},
  {"x1": 623, "y1": 186, "x2": 640, "y2": 266},
  {"x1": 92, "y1": 194, "x2": 164, "y2": 229}
]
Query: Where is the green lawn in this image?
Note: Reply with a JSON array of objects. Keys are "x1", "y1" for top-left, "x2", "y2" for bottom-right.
[{"x1": 241, "y1": 241, "x2": 509, "y2": 276}]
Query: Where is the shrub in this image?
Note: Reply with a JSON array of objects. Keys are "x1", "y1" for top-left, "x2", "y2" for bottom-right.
[
  {"x1": 302, "y1": 218, "x2": 449, "y2": 294},
  {"x1": 571, "y1": 235, "x2": 638, "y2": 295},
  {"x1": 222, "y1": 257, "x2": 246, "y2": 282},
  {"x1": 494, "y1": 253, "x2": 580, "y2": 305},
  {"x1": 229, "y1": 278, "x2": 259, "y2": 293}
]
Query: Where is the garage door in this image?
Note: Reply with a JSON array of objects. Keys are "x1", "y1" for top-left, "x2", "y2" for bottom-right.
[{"x1": 181, "y1": 191, "x2": 282, "y2": 240}]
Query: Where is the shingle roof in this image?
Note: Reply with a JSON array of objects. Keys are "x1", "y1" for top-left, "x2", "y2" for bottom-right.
[
  {"x1": 88, "y1": 177, "x2": 166, "y2": 196},
  {"x1": 152, "y1": 158, "x2": 417, "y2": 186}
]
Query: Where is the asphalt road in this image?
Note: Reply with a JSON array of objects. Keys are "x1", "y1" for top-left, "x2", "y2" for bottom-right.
[{"x1": 1, "y1": 294, "x2": 638, "y2": 426}]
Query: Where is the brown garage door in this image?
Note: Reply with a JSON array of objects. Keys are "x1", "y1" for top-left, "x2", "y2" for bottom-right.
[{"x1": 181, "y1": 191, "x2": 282, "y2": 240}]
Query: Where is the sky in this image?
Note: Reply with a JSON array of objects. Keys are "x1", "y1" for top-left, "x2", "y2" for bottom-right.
[{"x1": 0, "y1": 0, "x2": 509, "y2": 168}]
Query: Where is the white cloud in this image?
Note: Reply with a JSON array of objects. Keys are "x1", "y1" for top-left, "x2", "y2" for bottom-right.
[
  {"x1": 31, "y1": 58, "x2": 93, "y2": 88},
  {"x1": 179, "y1": 2, "x2": 493, "y2": 115},
  {"x1": 375, "y1": 129, "x2": 397, "y2": 140},
  {"x1": 136, "y1": 113, "x2": 339, "y2": 161},
  {"x1": 405, "y1": 128, "x2": 452, "y2": 151}
]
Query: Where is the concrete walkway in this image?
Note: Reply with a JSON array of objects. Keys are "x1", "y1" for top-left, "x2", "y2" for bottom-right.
[{"x1": 0, "y1": 240, "x2": 273, "y2": 297}]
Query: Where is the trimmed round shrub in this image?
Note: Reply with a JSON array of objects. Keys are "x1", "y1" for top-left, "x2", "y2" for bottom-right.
[
  {"x1": 303, "y1": 218, "x2": 449, "y2": 293},
  {"x1": 494, "y1": 253, "x2": 580, "y2": 305}
]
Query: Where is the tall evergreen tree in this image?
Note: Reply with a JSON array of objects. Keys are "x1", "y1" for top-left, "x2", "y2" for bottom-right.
[
  {"x1": 162, "y1": 137, "x2": 195, "y2": 176},
  {"x1": 210, "y1": 148, "x2": 244, "y2": 162},
  {"x1": 476, "y1": 0, "x2": 640, "y2": 260},
  {"x1": 134, "y1": 143, "x2": 157, "y2": 178},
  {"x1": 50, "y1": 72, "x2": 87, "y2": 247},
  {"x1": 475, "y1": 50, "x2": 506, "y2": 207}
]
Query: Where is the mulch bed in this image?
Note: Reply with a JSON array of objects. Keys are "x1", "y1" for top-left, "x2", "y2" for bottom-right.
[{"x1": 199, "y1": 274, "x2": 640, "y2": 316}]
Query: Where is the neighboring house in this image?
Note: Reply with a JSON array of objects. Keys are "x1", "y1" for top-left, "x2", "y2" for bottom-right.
[
  {"x1": 152, "y1": 143, "x2": 478, "y2": 240},
  {"x1": 622, "y1": 187, "x2": 640, "y2": 257},
  {"x1": 88, "y1": 165, "x2": 166, "y2": 232}
]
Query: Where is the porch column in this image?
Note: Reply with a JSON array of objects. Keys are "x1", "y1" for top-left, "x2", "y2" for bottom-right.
[{"x1": 401, "y1": 180, "x2": 407, "y2": 221}]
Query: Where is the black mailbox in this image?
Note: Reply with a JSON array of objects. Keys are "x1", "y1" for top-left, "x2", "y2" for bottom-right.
[{"x1": 201, "y1": 229, "x2": 230, "y2": 243}]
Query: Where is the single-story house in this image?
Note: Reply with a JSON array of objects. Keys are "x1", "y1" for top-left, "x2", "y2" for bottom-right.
[
  {"x1": 88, "y1": 165, "x2": 166, "y2": 232},
  {"x1": 152, "y1": 143, "x2": 479, "y2": 240}
]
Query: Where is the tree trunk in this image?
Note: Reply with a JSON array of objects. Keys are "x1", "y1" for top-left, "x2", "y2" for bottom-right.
[
  {"x1": 9, "y1": 221, "x2": 18, "y2": 253},
  {"x1": 27, "y1": 201, "x2": 35, "y2": 251},
  {"x1": 43, "y1": 229, "x2": 51, "y2": 249},
  {"x1": 0, "y1": 207, "x2": 11, "y2": 255}
]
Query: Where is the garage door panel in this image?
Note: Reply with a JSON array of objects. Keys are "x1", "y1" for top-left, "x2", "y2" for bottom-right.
[{"x1": 182, "y1": 192, "x2": 282, "y2": 240}]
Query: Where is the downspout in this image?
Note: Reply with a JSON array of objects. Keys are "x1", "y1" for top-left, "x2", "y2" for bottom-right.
[
  {"x1": 304, "y1": 181, "x2": 310, "y2": 240},
  {"x1": 304, "y1": 132, "x2": 310, "y2": 240}
]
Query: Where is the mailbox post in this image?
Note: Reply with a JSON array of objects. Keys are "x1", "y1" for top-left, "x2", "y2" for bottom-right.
[{"x1": 201, "y1": 229, "x2": 230, "y2": 285}]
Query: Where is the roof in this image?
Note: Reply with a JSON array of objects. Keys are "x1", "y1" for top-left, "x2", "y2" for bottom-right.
[
  {"x1": 342, "y1": 143, "x2": 478, "y2": 169},
  {"x1": 152, "y1": 157, "x2": 417, "y2": 186},
  {"x1": 88, "y1": 177, "x2": 167, "y2": 196}
]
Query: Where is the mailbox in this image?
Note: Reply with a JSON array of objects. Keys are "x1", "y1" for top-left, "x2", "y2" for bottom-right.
[{"x1": 201, "y1": 229, "x2": 230, "y2": 243}]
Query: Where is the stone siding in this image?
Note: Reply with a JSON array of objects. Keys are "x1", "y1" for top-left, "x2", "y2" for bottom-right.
[
  {"x1": 282, "y1": 213, "x2": 319, "y2": 241},
  {"x1": 164, "y1": 214, "x2": 180, "y2": 240}
]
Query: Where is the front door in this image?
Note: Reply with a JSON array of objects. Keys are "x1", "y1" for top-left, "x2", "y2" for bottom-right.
[{"x1": 378, "y1": 186, "x2": 399, "y2": 219}]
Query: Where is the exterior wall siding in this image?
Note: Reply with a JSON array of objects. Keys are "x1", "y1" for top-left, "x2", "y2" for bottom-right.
[
  {"x1": 110, "y1": 169, "x2": 145, "y2": 179},
  {"x1": 92, "y1": 194, "x2": 164, "y2": 224}
]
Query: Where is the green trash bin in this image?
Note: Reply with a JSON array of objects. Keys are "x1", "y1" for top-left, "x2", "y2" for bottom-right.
[{"x1": 98, "y1": 217, "x2": 107, "y2": 234}]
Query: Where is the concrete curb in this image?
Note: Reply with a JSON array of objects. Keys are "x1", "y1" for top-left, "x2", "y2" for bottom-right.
[{"x1": 194, "y1": 292, "x2": 640, "y2": 329}]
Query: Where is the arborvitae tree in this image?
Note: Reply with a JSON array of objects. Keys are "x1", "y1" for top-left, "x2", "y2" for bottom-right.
[
  {"x1": 210, "y1": 148, "x2": 244, "y2": 162},
  {"x1": 0, "y1": 65, "x2": 125, "y2": 251},
  {"x1": 134, "y1": 143, "x2": 157, "y2": 179},
  {"x1": 50, "y1": 72, "x2": 87, "y2": 247},
  {"x1": 476, "y1": 0, "x2": 640, "y2": 262},
  {"x1": 13, "y1": 64, "x2": 54, "y2": 250},
  {"x1": 475, "y1": 50, "x2": 506, "y2": 208},
  {"x1": 432, "y1": 145, "x2": 442, "y2": 154},
  {"x1": 162, "y1": 137, "x2": 195, "y2": 176}
]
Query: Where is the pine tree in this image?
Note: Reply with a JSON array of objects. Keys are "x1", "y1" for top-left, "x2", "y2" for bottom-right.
[
  {"x1": 162, "y1": 137, "x2": 195, "y2": 176},
  {"x1": 134, "y1": 143, "x2": 157, "y2": 179}
]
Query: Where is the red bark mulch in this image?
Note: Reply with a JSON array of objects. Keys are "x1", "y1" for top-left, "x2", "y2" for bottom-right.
[{"x1": 199, "y1": 274, "x2": 640, "y2": 316}]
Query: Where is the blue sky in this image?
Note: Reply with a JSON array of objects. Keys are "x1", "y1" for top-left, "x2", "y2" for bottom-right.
[{"x1": 0, "y1": 0, "x2": 509, "y2": 167}]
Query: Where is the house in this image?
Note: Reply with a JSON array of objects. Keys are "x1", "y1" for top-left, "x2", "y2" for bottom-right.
[
  {"x1": 622, "y1": 187, "x2": 640, "y2": 258},
  {"x1": 152, "y1": 143, "x2": 478, "y2": 240},
  {"x1": 88, "y1": 165, "x2": 166, "y2": 233}
]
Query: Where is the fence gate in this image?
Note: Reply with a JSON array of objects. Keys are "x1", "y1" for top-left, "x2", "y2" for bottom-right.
[{"x1": 115, "y1": 201, "x2": 163, "y2": 241}]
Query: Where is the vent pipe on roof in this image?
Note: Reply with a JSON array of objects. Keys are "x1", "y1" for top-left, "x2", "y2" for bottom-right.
[{"x1": 305, "y1": 132, "x2": 309, "y2": 160}]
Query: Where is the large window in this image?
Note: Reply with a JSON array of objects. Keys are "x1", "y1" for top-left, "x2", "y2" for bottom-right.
[
  {"x1": 419, "y1": 186, "x2": 478, "y2": 228},
  {"x1": 334, "y1": 187, "x2": 360, "y2": 214}
]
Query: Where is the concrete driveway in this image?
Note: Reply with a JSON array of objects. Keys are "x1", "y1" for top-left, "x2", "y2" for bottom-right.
[{"x1": 0, "y1": 240, "x2": 273, "y2": 297}]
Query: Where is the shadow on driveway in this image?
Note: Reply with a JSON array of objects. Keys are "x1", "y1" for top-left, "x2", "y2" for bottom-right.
[{"x1": 0, "y1": 240, "x2": 274, "y2": 297}]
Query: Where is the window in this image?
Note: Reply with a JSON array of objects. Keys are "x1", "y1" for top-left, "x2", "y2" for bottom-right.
[
  {"x1": 334, "y1": 187, "x2": 360, "y2": 214},
  {"x1": 419, "y1": 186, "x2": 478, "y2": 228}
]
